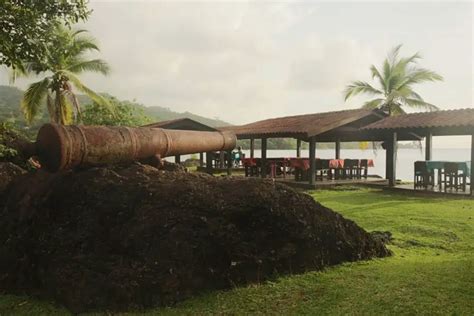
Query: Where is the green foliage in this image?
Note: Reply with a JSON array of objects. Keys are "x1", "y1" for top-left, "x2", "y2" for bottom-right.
[
  {"x1": 345, "y1": 45, "x2": 443, "y2": 115},
  {"x1": 82, "y1": 98, "x2": 152, "y2": 127},
  {"x1": 0, "y1": 143, "x2": 17, "y2": 159},
  {"x1": 18, "y1": 25, "x2": 111, "y2": 125},
  {"x1": 0, "y1": 0, "x2": 91, "y2": 70},
  {"x1": 0, "y1": 122, "x2": 19, "y2": 159}
]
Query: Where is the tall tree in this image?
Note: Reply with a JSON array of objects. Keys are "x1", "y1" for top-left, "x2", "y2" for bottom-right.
[
  {"x1": 0, "y1": 0, "x2": 91, "y2": 70},
  {"x1": 344, "y1": 45, "x2": 443, "y2": 115},
  {"x1": 19, "y1": 25, "x2": 111, "y2": 125},
  {"x1": 82, "y1": 98, "x2": 152, "y2": 127}
]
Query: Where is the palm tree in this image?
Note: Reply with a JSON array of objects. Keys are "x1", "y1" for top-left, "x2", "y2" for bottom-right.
[
  {"x1": 16, "y1": 25, "x2": 111, "y2": 125},
  {"x1": 344, "y1": 45, "x2": 443, "y2": 115}
]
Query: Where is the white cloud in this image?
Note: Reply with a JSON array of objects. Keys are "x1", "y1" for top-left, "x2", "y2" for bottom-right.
[{"x1": 1, "y1": 1, "x2": 471, "y2": 133}]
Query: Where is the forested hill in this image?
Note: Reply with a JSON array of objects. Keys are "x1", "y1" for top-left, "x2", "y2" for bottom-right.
[
  {"x1": 0, "y1": 85, "x2": 229, "y2": 128},
  {"x1": 0, "y1": 85, "x2": 418, "y2": 149}
]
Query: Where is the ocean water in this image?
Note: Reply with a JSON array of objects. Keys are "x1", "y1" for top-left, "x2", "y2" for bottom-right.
[{"x1": 166, "y1": 148, "x2": 471, "y2": 181}]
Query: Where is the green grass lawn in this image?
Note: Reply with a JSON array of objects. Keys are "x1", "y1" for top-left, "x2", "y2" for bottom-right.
[{"x1": 1, "y1": 188, "x2": 473, "y2": 315}]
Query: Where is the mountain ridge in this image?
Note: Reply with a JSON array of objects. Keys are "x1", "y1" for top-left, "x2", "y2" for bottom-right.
[{"x1": 0, "y1": 85, "x2": 230, "y2": 128}]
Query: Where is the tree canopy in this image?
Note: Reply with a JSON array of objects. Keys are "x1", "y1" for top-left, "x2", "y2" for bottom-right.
[
  {"x1": 0, "y1": 0, "x2": 91, "y2": 69},
  {"x1": 82, "y1": 98, "x2": 152, "y2": 127},
  {"x1": 344, "y1": 45, "x2": 443, "y2": 115}
]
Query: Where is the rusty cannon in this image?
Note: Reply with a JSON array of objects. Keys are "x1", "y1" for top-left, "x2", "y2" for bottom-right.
[{"x1": 32, "y1": 124, "x2": 236, "y2": 172}]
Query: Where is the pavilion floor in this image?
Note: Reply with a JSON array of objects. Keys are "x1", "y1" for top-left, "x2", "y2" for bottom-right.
[
  {"x1": 274, "y1": 176, "x2": 472, "y2": 198},
  {"x1": 387, "y1": 183, "x2": 472, "y2": 198},
  {"x1": 273, "y1": 176, "x2": 388, "y2": 190}
]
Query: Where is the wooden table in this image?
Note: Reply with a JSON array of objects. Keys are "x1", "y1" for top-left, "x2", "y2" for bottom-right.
[{"x1": 425, "y1": 161, "x2": 471, "y2": 188}]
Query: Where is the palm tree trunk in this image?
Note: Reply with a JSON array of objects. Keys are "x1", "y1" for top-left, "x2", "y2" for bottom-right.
[{"x1": 55, "y1": 87, "x2": 62, "y2": 125}]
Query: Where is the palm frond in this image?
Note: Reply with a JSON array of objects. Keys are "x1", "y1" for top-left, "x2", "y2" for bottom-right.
[
  {"x1": 386, "y1": 73, "x2": 403, "y2": 95},
  {"x1": 388, "y1": 85, "x2": 412, "y2": 99},
  {"x1": 58, "y1": 93, "x2": 74, "y2": 125},
  {"x1": 388, "y1": 44, "x2": 403, "y2": 65},
  {"x1": 392, "y1": 52, "x2": 421, "y2": 76},
  {"x1": 46, "y1": 93, "x2": 56, "y2": 123},
  {"x1": 370, "y1": 65, "x2": 386, "y2": 92},
  {"x1": 391, "y1": 103, "x2": 406, "y2": 115},
  {"x1": 362, "y1": 98, "x2": 385, "y2": 109},
  {"x1": 62, "y1": 70, "x2": 115, "y2": 115},
  {"x1": 63, "y1": 82, "x2": 83, "y2": 123},
  {"x1": 406, "y1": 68, "x2": 443, "y2": 83},
  {"x1": 346, "y1": 44, "x2": 442, "y2": 115},
  {"x1": 383, "y1": 102, "x2": 406, "y2": 115},
  {"x1": 344, "y1": 81, "x2": 383, "y2": 101},
  {"x1": 382, "y1": 58, "x2": 391, "y2": 88},
  {"x1": 395, "y1": 68, "x2": 443, "y2": 91},
  {"x1": 71, "y1": 35, "x2": 100, "y2": 55},
  {"x1": 409, "y1": 90, "x2": 424, "y2": 101},
  {"x1": 403, "y1": 98, "x2": 439, "y2": 111},
  {"x1": 21, "y1": 78, "x2": 50, "y2": 123},
  {"x1": 72, "y1": 29, "x2": 89, "y2": 37},
  {"x1": 67, "y1": 59, "x2": 110, "y2": 75}
]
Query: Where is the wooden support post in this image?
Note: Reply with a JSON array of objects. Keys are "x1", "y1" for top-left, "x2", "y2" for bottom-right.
[
  {"x1": 205, "y1": 152, "x2": 213, "y2": 174},
  {"x1": 174, "y1": 155, "x2": 181, "y2": 164},
  {"x1": 425, "y1": 133, "x2": 432, "y2": 161},
  {"x1": 309, "y1": 138, "x2": 316, "y2": 185},
  {"x1": 261, "y1": 138, "x2": 267, "y2": 178},
  {"x1": 250, "y1": 138, "x2": 255, "y2": 159},
  {"x1": 219, "y1": 151, "x2": 225, "y2": 168},
  {"x1": 227, "y1": 150, "x2": 232, "y2": 176},
  {"x1": 296, "y1": 139, "x2": 301, "y2": 158},
  {"x1": 199, "y1": 152, "x2": 204, "y2": 167},
  {"x1": 335, "y1": 139, "x2": 341, "y2": 159},
  {"x1": 471, "y1": 134, "x2": 474, "y2": 196},
  {"x1": 385, "y1": 132, "x2": 397, "y2": 187}
]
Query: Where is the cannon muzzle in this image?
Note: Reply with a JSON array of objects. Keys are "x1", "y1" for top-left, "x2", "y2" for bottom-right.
[{"x1": 35, "y1": 124, "x2": 236, "y2": 172}]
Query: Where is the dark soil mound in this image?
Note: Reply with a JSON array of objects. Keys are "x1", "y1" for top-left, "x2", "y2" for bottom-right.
[
  {"x1": 0, "y1": 163, "x2": 390, "y2": 313},
  {"x1": 0, "y1": 162, "x2": 26, "y2": 209}
]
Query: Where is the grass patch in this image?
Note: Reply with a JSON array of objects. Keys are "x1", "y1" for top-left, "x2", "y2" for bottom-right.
[{"x1": 1, "y1": 188, "x2": 473, "y2": 315}]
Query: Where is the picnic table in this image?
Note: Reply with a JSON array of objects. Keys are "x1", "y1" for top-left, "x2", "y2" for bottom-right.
[
  {"x1": 425, "y1": 161, "x2": 471, "y2": 175},
  {"x1": 424, "y1": 161, "x2": 471, "y2": 189}
]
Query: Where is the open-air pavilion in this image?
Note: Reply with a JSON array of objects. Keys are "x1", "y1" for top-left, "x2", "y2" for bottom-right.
[
  {"x1": 362, "y1": 108, "x2": 474, "y2": 195},
  {"x1": 220, "y1": 109, "x2": 419, "y2": 184},
  {"x1": 144, "y1": 109, "x2": 472, "y2": 196},
  {"x1": 219, "y1": 108, "x2": 473, "y2": 196}
]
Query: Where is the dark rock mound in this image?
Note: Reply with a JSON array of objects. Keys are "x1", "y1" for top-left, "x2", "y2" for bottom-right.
[{"x1": 0, "y1": 163, "x2": 390, "y2": 313}]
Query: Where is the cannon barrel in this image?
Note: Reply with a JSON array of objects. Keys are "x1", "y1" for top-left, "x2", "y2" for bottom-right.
[{"x1": 35, "y1": 124, "x2": 236, "y2": 172}]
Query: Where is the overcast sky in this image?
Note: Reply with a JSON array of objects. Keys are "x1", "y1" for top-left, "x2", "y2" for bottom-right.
[{"x1": 1, "y1": 0, "x2": 472, "y2": 146}]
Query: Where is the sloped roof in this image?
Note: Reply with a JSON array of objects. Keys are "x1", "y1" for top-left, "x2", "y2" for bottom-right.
[
  {"x1": 220, "y1": 108, "x2": 385, "y2": 139},
  {"x1": 362, "y1": 108, "x2": 474, "y2": 131},
  {"x1": 143, "y1": 118, "x2": 217, "y2": 131}
]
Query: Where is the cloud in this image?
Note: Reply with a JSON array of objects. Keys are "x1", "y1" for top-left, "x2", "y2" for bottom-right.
[
  {"x1": 1, "y1": 1, "x2": 471, "y2": 127},
  {"x1": 287, "y1": 38, "x2": 376, "y2": 92}
]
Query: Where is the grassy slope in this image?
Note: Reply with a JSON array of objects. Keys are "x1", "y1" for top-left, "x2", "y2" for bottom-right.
[{"x1": 1, "y1": 188, "x2": 473, "y2": 315}]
